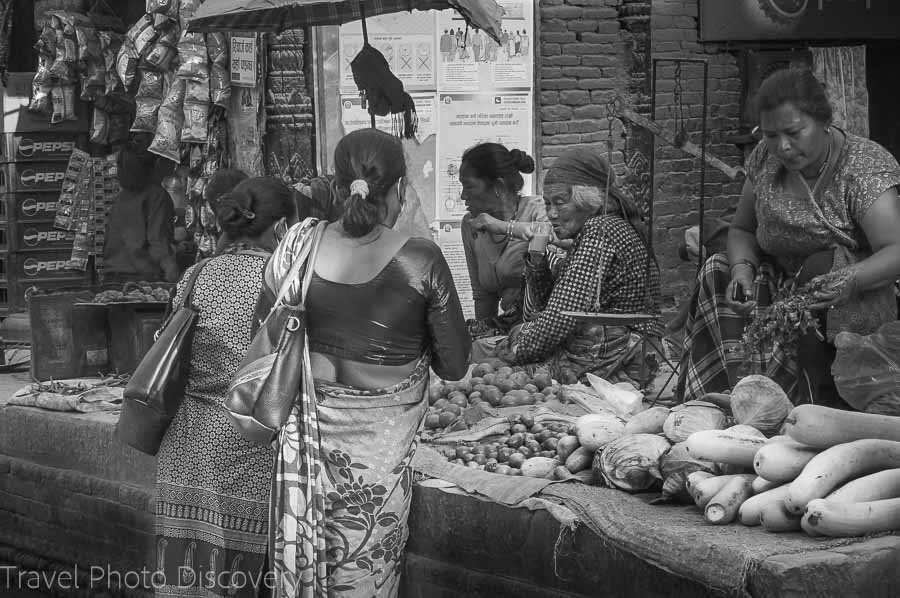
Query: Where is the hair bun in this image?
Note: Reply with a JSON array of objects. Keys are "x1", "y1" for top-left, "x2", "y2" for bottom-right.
[
  {"x1": 510, "y1": 149, "x2": 536, "y2": 174},
  {"x1": 216, "y1": 190, "x2": 251, "y2": 229}
]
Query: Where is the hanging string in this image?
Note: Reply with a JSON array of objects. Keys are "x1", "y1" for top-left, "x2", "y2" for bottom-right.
[{"x1": 593, "y1": 112, "x2": 616, "y2": 310}]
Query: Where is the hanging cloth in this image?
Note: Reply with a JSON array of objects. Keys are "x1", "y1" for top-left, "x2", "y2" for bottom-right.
[
  {"x1": 350, "y1": 43, "x2": 418, "y2": 139},
  {"x1": 811, "y1": 46, "x2": 869, "y2": 137}
]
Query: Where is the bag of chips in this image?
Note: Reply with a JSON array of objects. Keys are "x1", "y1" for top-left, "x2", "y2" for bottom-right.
[
  {"x1": 50, "y1": 86, "x2": 66, "y2": 124},
  {"x1": 149, "y1": 77, "x2": 186, "y2": 162},
  {"x1": 176, "y1": 31, "x2": 208, "y2": 81},
  {"x1": 126, "y1": 14, "x2": 157, "y2": 58},
  {"x1": 99, "y1": 31, "x2": 124, "y2": 94},
  {"x1": 62, "y1": 84, "x2": 77, "y2": 121},
  {"x1": 28, "y1": 56, "x2": 54, "y2": 115},
  {"x1": 116, "y1": 38, "x2": 140, "y2": 90},
  {"x1": 132, "y1": 96, "x2": 162, "y2": 133},
  {"x1": 136, "y1": 69, "x2": 165, "y2": 99},
  {"x1": 142, "y1": 24, "x2": 179, "y2": 71},
  {"x1": 75, "y1": 25, "x2": 101, "y2": 69},
  {"x1": 91, "y1": 107, "x2": 110, "y2": 145},
  {"x1": 147, "y1": 0, "x2": 177, "y2": 15}
]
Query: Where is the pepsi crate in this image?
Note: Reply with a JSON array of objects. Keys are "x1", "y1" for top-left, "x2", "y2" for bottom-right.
[
  {"x1": 0, "y1": 161, "x2": 68, "y2": 193},
  {"x1": 0, "y1": 276, "x2": 91, "y2": 314},
  {"x1": 0, "y1": 192, "x2": 61, "y2": 223},
  {"x1": 9, "y1": 249, "x2": 91, "y2": 282},
  {"x1": 10, "y1": 220, "x2": 77, "y2": 252},
  {"x1": 0, "y1": 132, "x2": 84, "y2": 163}
]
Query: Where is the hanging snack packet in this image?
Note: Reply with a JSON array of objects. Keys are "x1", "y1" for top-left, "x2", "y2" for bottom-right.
[
  {"x1": 91, "y1": 107, "x2": 110, "y2": 145},
  {"x1": 176, "y1": 31, "x2": 209, "y2": 81},
  {"x1": 136, "y1": 69, "x2": 165, "y2": 99},
  {"x1": 127, "y1": 14, "x2": 158, "y2": 58},
  {"x1": 50, "y1": 86, "x2": 66, "y2": 124},
  {"x1": 147, "y1": 0, "x2": 176, "y2": 14},
  {"x1": 35, "y1": 24, "x2": 57, "y2": 57},
  {"x1": 55, "y1": 13, "x2": 79, "y2": 63},
  {"x1": 100, "y1": 31, "x2": 124, "y2": 94},
  {"x1": 75, "y1": 25, "x2": 101, "y2": 70},
  {"x1": 182, "y1": 101, "x2": 209, "y2": 144},
  {"x1": 142, "y1": 24, "x2": 179, "y2": 71},
  {"x1": 179, "y1": 0, "x2": 201, "y2": 22},
  {"x1": 49, "y1": 24, "x2": 73, "y2": 80},
  {"x1": 62, "y1": 84, "x2": 77, "y2": 121},
  {"x1": 116, "y1": 39, "x2": 140, "y2": 90},
  {"x1": 28, "y1": 56, "x2": 54, "y2": 115},
  {"x1": 149, "y1": 78, "x2": 186, "y2": 162},
  {"x1": 132, "y1": 97, "x2": 161, "y2": 133},
  {"x1": 206, "y1": 33, "x2": 231, "y2": 107}
]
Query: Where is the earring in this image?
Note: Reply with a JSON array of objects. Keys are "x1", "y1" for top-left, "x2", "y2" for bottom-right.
[{"x1": 824, "y1": 126, "x2": 831, "y2": 134}]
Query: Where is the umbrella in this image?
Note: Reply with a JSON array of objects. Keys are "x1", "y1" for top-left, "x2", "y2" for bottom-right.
[{"x1": 188, "y1": 0, "x2": 505, "y2": 44}]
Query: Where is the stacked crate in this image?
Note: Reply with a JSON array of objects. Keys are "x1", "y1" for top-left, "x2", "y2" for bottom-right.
[{"x1": 0, "y1": 132, "x2": 92, "y2": 314}]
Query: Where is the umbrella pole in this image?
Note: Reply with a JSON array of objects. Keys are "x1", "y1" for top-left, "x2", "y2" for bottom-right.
[{"x1": 358, "y1": 1, "x2": 376, "y2": 129}]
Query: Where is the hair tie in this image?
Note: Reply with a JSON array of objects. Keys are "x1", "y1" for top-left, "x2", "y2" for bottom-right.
[
  {"x1": 241, "y1": 209, "x2": 256, "y2": 220},
  {"x1": 350, "y1": 179, "x2": 370, "y2": 200}
]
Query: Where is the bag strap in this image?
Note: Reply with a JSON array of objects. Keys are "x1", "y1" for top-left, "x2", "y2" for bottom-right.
[
  {"x1": 272, "y1": 220, "x2": 327, "y2": 307},
  {"x1": 300, "y1": 221, "x2": 328, "y2": 305},
  {"x1": 181, "y1": 258, "x2": 211, "y2": 309}
]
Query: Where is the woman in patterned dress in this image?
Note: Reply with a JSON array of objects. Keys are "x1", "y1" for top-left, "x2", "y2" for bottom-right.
[
  {"x1": 679, "y1": 68, "x2": 900, "y2": 405},
  {"x1": 155, "y1": 177, "x2": 297, "y2": 598},
  {"x1": 263, "y1": 128, "x2": 470, "y2": 597},
  {"x1": 459, "y1": 142, "x2": 546, "y2": 338},
  {"x1": 492, "y1": 147, "x2": 664, "y2": 386}
]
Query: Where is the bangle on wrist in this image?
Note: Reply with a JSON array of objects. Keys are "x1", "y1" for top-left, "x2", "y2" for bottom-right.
[
  {"x1": 506, "y1": 219, "x2": 515, "y2": 238},
  {"x1": 730, "y1": 258, "x2": 758, "y2": 270}
]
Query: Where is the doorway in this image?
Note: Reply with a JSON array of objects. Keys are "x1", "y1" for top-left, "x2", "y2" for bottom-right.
[{"x1": 867, "y1": 42, "x2": 900, "y2": 162}]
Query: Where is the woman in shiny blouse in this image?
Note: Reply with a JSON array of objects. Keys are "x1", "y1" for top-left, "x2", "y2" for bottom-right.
[{"x1": 263, "y1": 128, "x2": 470, "y2": 597}]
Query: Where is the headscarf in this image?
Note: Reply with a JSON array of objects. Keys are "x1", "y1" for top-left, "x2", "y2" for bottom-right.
[{"x1": 543, "y1": 147, "x2": 629, "y2": 207}]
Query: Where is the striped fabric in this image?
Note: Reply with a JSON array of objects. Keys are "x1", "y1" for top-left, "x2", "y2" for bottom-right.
[{"x1": 188, "y1": 0, "x2": 504, "y2": 42}]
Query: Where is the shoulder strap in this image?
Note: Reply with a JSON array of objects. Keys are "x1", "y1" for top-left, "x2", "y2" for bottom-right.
[
  {"x1": 273, "y1": 220, "x2": 326, "y2": 307},
  {"x1": 181, "y1": 258, "x2": 211, "y2": 309},
  {"x1": 300, "y1": 220, "x2": 328, "y2": 305}
]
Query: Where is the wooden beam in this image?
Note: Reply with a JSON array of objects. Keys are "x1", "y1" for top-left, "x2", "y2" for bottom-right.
[{"x1": 619, "y1": 108, "x2": 745, "y2": 180}]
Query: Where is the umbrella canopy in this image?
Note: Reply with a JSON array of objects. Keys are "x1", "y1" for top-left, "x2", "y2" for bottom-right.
[{"x1": 188, "y1": 0, "x2": 505, "y2": 42}]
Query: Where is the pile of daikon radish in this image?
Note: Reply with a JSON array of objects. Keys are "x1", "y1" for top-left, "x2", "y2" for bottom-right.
[{"x1": 683, "y1": 404, "x2": 900, "y2": 537}]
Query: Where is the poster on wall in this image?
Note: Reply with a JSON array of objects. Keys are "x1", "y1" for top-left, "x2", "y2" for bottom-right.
[
  {"x1": 339, "y1": 93, "x2": 437, "y2": 142},
  {"x1": 230, "y1": 33, "x2": 258, "y2": 87},
  {"x1": 435, "y1": 92, "x2": 533, "y2": 220},
  {"x1": 699, "y1": 0, "x2": 900, "y2": 41},
  {"x1": 436, "y1": 221, "x2": 475, "y2": 320},
  {"x1": 436, "y1": 0, "x2": 533, "y2": 91}
]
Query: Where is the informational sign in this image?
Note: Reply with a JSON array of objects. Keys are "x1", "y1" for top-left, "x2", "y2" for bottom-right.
[
  {"x1": 699, "y1": 0, "x2": 900, "y2": 41},
  {"x1": 229, "y1": 33, "x2": 258, "y2": 87},
  {"x1": 435, "y1": 92, "x2": 533, "y2": 220},
  {"x1": 436, "y1": 221, "x2": 475, "y2": 320},
  {"x1": 340, "y1": 93, "x2": 437, "y2": 143}
]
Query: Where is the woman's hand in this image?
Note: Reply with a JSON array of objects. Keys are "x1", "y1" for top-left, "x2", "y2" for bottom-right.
[
  {"x1": 469, "y1": 213, "x2": 504, "y2": 235},
  {"x1": 725, "y1": 263, "x2": 756, "y2": 316},
  {"x1": 807, "y1": 268, "x2": 859, "y2": 311}
]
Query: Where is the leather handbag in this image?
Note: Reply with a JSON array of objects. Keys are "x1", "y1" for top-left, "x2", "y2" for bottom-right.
[
  {"x1": 224, "y1": 220, "x2": 327, "y2": 445},
  {"x1": 115, "y1": 259, "x2": 209, "y2": 455}
]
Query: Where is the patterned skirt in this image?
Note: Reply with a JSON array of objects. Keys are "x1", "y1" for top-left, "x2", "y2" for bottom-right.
[
  {"x1": 155, "y1": 395, "x2": 274, "y2": 598},
  {"x1": 269, "y1": 354, "x2": 429, "y2": 598}
]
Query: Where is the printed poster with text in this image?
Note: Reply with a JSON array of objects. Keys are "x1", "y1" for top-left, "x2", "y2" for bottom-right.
[
  {"x1": 436, "y1": 92, "x2": 533, "y2": 220},
  {"x1": 437, "y1": 221, "x2": 475, "y2": 320},
  {"x1": 436, "y1": 0, "x2": 533, "y2": 92}
]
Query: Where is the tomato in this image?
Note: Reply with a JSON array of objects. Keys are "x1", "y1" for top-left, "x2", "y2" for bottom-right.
[{"x1": 507, "y1": 453, "x2": 525, "y2": 469}]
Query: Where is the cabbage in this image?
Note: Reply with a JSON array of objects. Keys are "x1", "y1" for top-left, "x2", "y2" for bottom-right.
[
  {"x1": 730, "y1": 375, "x2": 791, "y2": 436},
  {"x1": 659, "y1": 441, "x2": 720, "y2": 502},
  {"x1": 595, "y1": 433, "x2": 672, "y2": 492},
  {"x1": 662, "y1": 400, "x2": 728, "y2": 443}
]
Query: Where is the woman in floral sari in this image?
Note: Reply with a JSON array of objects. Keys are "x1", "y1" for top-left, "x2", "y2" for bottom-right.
[{"x1": 262, "y1": 128, "x2": 470, "y2": 597}]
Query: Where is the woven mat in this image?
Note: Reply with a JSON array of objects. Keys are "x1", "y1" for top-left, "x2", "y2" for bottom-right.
[{"x1": 542, "y1": 483, "x2": 892, "y2": 597}]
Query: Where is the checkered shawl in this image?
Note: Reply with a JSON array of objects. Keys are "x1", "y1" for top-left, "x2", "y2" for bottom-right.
[{"x1": 515, "y1": 215, "x2": 663, "y2": 364}]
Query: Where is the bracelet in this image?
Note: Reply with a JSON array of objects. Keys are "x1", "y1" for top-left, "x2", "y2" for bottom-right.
[
  {"x1": 506, "y1": 219, "x2": 515, "y2": 238},
  {"x1": 730, "y1": 258, "x2": 758, "y2": 271}
]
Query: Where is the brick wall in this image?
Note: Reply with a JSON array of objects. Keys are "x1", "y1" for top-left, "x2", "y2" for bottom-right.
[
  {"x1": 649, "y1": 0, "x2": 745, "y2": 308},
  {"x1": 538, "y1": 0, "x2": 746, "y2": 313}
]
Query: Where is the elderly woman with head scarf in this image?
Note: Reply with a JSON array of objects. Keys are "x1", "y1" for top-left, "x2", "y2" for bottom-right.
[{"x1": 492, "y1": 147, "x2": 665, "y2": 385}]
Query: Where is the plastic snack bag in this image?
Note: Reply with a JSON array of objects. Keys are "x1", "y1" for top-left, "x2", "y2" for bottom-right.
[
  {"x1": 176, "y1": 31, "x2": 208, "y2": 81},
  {"x1": 136, "y1": 69, "x2": 165, "y2": 99},
  {"x1": 149, "y1": 78, "x2": 186, "y2": 162},
  {"x1": 127, "y1": 14, "x2": 158, "y2": 58},
  {"x1": 28, "y1": 56, "x2": 54, "y2": 115},
  {"x1": 116, "y1": 39, "x2": 140, "y2": 90},
  {"x1": 143, "y1": 25, "x2": 179, "y2": 71},
  {"x1": 91, "y1": 107, "x2": 110, "y2": 145},
  {"x1": 62, "y1": 84, "x2": 77, "y2": 121}
]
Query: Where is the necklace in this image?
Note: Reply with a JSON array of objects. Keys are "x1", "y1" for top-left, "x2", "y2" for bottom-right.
[
  {"x1": 221, "y1": 241, "x2": 270, "y2": 255},
  {"x1": 797, "y1": 132, "x2": 833, "y2": 197}
]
